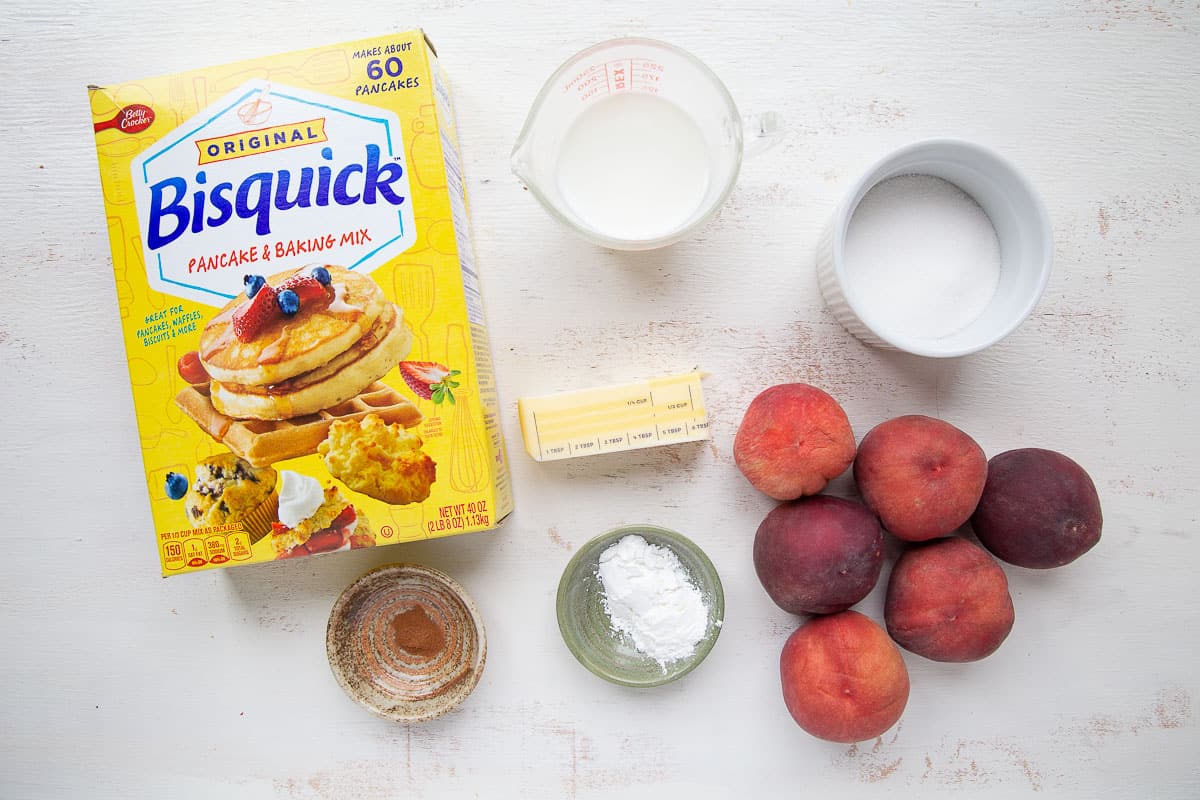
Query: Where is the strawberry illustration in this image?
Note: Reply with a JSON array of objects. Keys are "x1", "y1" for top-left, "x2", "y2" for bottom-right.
[
  {"x1": 398, "y1": 361, "x2": 461, "y2": 404},
  {"x1": 277, "y1": 273, "x2": 329, "y2": 305},
  {"x1": 232, "y1": 284, "x2": 278, "y2": 342}
]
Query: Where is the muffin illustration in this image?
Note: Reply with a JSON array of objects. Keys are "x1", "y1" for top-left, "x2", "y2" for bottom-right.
[
  {"x1": 319, "y1": 413, "x2": 436, "y2": 504},
  {"x1": 183, "y1": 453, "x2": 278, "y2": 540}
]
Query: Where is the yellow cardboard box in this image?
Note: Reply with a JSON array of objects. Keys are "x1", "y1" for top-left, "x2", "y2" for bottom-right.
[{"x1": 88, "y1": 32, "x2": 512, "y2": 575}]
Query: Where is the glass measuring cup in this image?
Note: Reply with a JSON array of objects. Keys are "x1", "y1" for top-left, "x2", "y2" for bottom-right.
[{"x1": 512, "y1": 38, "x2": 780, "y2": 250}]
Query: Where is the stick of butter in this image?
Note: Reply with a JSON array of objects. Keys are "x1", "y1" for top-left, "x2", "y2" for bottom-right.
[{"x1": 517, "y1": 372, "x2": 710, "y2": 461}]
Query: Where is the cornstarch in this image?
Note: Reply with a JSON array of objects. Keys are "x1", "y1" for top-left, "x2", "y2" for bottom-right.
[
  {"x1": 843, "y1": 174, "x2": 1001, "y2": 340},
  {"x1": 596, "y1": 535, "x2": 709, "y2": 669}
]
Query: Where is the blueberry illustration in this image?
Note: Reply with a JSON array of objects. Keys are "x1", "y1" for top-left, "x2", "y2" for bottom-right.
[
  {"x1": 311, "y1": 266, "x2": 332, "y2": 286},
  {"x1": 277, "y1": 289, "x2": 300, "y2": 315},
  {"x1": 243, "y1": 274, "x2": 266, "y2": 298},
  {"x1": 165, "y1": 471, "x2": 189, "y2": 500}
]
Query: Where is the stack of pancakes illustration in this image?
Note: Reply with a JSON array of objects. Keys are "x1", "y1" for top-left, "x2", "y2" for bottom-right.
[{"x1": 176, "y1": 265, "x2": 422, "y2": 466}]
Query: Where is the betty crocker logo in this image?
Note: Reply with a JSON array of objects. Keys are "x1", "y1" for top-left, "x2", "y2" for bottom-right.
[{"x1": 93, "y1": 103, "x2": 155, "y2": 134}]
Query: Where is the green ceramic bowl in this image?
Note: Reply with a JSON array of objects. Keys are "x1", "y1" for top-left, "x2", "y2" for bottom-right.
[{"x1": 556, "y1": 524, "x2": 724, "y2": 687}]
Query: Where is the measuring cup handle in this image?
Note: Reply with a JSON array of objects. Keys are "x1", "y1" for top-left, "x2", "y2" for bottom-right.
[{"x1": 742, "y1": 111, "x2": 783, "y2": 159}]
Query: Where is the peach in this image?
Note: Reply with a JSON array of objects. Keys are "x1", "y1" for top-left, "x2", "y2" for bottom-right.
[
  {"x1": 754, "y1": 495, "x2": 884, "y2": 615},
  {"x1": 780, "y1": 610, "x2": 909, "y2": 743},
  {"x1": 885, "y1": 537, "x2": 1014, "y2": 662},
  {"x1": 734, "y1": 384, "x2": 856, "y2": 500},
  {"x1": 853, "y1": 415, "x2": 988, "y2": 541},
  {"x1": 971, "y1": 448, "x2": 1102, "y2": 569}
]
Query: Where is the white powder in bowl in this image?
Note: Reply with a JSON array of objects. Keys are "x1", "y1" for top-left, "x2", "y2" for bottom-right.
[
  {"x1": 843, "y1": 174, "x2": 1001, "y2": 340},
  {"x1": 596, "y1": 534, "x2": 710, "y2": 669}
]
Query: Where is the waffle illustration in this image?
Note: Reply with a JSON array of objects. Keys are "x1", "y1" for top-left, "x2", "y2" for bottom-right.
[{"x1": 176, "y1": 381, "x2": 422, "y2": 467}]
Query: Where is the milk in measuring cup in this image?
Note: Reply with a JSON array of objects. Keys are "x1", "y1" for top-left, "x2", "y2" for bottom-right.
[{"x1": 554, "y1": 93, "x2": 710, "y2": 241}]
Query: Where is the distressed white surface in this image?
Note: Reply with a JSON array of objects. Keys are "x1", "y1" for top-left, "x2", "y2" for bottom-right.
[{"x1": 2, "y1": 1, "x2": 1198, "y2": 798}]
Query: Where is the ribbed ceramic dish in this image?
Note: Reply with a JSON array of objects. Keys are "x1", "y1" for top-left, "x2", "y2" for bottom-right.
[
  {"x1": 556, "y1": 525, "x2": 724, "y2": 688},
  {"x1": 816, "y1": 138, "x2": 1052, "y2": 357},
  {"x1": 327, "y1": 563, "x2": 486, "y2": 722}
]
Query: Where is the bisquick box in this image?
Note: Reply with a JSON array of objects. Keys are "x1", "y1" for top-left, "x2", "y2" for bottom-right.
[{"x1": 89, "y1": 31, "x2": 512, "y2": 576}]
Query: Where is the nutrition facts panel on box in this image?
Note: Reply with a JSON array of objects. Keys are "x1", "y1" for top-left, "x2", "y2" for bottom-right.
[
  {"x1": 160, "y1": 529, "x2": 254, "y2": 571},
  {"x1": 433, "y1": 67, "x2": 486, "y2": 327}
]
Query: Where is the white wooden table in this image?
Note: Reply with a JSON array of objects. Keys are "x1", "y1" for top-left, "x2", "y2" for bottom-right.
[{"x1": 2, "y1": 2, "x2": 1198, "y2": 797}]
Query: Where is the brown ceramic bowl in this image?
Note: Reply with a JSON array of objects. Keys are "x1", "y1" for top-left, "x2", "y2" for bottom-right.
[{"x1": 326, "y1": 563, "x2": 487, "y2": 722}]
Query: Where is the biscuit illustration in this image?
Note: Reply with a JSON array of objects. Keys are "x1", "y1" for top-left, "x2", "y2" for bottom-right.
[{"x1": 319, "y1": 413, "x2": 436, "y2": 505}]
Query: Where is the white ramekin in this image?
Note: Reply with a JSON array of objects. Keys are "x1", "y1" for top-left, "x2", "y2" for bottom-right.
[{"x1": 816, "y1": 139, "x2": 1053, "y2": 358}]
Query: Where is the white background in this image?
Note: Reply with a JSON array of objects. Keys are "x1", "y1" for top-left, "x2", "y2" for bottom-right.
[{"x1": 2, "y1": 2, "x2": 1198, "y2": 798}]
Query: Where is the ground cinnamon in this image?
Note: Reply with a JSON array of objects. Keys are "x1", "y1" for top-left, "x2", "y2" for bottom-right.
[{"x1": 389, "y1": 605, "x2": 445, "y2": 659}]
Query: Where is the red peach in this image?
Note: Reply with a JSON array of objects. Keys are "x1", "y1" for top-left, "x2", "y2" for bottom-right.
[
  {"x1": 853, "y1": 415, "x2": 988, "y2": 541},
  {"x1": 734, "y1": 384, "x2": 856, "y2": 500},
  {"x1": 780, "y1": 610, "x2": 910, "y2": 743},
  {"x1": 753, "y1": 495, "x2": 884, "y2": 615},
  {"x1": 971, "y1": 448, "x2": 1102, "y2": 569},
  {"x1": 885, "y1": 537, "x2": 1014, "y2": 662}
]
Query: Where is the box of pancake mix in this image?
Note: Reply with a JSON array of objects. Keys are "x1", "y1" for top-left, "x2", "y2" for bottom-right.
[{"x1": 88, "y1": 31, "x2": 512, "y2": 576}]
